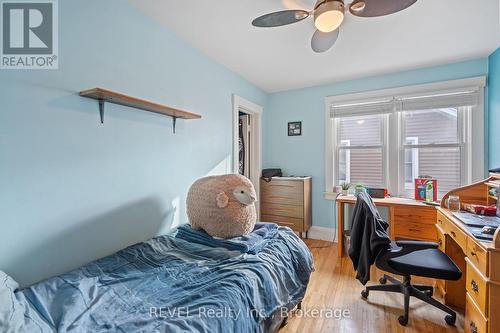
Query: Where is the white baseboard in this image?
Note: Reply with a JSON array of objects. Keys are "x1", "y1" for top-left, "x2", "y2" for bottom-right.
[{"x1": 307, "y1": 226, "x2": 337, "y2": 242}]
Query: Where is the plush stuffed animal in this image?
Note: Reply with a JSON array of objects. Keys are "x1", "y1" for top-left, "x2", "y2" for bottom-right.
[{"x1": 186, "y1": 174, "x2": 257, "y2": 238}]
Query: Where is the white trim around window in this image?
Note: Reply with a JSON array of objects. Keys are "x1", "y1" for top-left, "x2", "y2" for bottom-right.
[{"x1": 324, "y1": 76, "x2": 486, "y2": 199}]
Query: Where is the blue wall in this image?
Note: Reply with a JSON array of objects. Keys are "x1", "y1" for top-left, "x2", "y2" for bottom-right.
[
  {"x1": 263, "y1": 59, "x2": 489, "y2": 229},
  {"x1": 0, "y1": 0, "x2": 266, "y2": 287},
  {"x1": 489, "y1": 48, "x2": 500, "y2": 168}
]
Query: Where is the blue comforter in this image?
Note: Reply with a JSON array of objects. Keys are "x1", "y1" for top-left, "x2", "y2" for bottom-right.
[
  {"x1": 0, "y1": 225, "x2": 313, "y2": 333},
  {"x1": 175, "y1": 222, "x2": 279, "y2": 254}
]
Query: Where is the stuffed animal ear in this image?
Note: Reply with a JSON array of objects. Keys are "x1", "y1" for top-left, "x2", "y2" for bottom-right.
[{"x1": 216, "y1": 192, "x2": 229, "y2": 208}]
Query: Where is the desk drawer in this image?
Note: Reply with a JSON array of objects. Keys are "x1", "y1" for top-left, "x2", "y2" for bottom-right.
[
  {"x1": 466, "y1": 259, "x2": 489, "y2": 315},
  {"x1": 393, "y1": 206, "x2": 436, "y2": 225},
  {"x1": 260, "y1": 180, "x2": 303, "y2": 205},
  {"x1": 437, "y1": 211, "x2": 448, "y2": 230},
  {"x1": 436, "y1": 225, "x2": 446, "y2": 252},
  {"x1": 261, "y1": 202, "x2": 303, "y2": 219},
  {"x1": 467, "y1": 238, "x2": 488, "y2": 277},
  {"x1": 465, "y1": 293, "x2": 488, "y2": 333},
  {"x1": 444, "y1": 217, "x2": 467, "y2": 252},
  {"x1": 394, "y1": 222, "x2": 437, "y2": 241}
]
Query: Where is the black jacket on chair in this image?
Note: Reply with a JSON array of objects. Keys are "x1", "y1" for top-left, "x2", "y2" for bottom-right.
[{"x1": 348, "y1": 192, "x2": 391, "y2": 285}]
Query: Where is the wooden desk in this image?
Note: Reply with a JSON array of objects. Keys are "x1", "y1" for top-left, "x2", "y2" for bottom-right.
[
  {"x1": 337, "y1": 174, "x2": 500, "y2": 332},
  {"x1": 336, "y1": 195, "x2": 437, "y2": 258},
  {"x1": 437, "y1": 174, "x2": 500, "y2": 333}
]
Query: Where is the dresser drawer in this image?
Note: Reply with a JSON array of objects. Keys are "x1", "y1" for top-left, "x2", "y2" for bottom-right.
[
  {"x1": 467, "y1": 238, "x2": 488, "y2": 277},
  {"x1": 466, "y1": 259, "x2": 489, "y2": 315},
  {"x1": 261, "y1": 202, "x2": 303, "y2": 219},
  {"x1": 393, "y1": 222, "x2": 437, "y2": 241},
  {"x1": 260, "y1": 180, "x2": 303, "y2": 205},
  {"x1": 465, "y1": 293, "x2": 488, "y2": 333},
  {"x1": 261, "y1": 214, "x2": 304, "y2": 231}
]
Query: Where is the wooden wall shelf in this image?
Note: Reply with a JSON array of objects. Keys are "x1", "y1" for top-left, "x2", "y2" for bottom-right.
[{"x1": 79, "y1": 88, "x2": 201, "y2": 133}]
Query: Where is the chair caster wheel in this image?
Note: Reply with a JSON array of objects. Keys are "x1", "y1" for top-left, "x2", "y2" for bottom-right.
[
  {"x1": 361, "y1": 290, "x2": 369, "y2": 299},
  {"x1": 398, "y1": 315, "x2": 408, "y2": 326},
  {"x1": 379, "y1": 277, "x2": 387, "y2": 284},
  {"x1": 445, "y1": 314, "x2": 456, "y2": 326}
]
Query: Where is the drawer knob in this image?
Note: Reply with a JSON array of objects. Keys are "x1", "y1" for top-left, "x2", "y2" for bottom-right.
[
  {"x1": 470, "y1": 251, "x2": 477, "y2": 257},
  {"x1": 470, "y1": 321, "x2": 478, "y2": 333},
  {"x1": 471, "y1": 280, "x2": 479, "y2": 293},
  {"x1": 450, "y1": 231, "x2": 456, "y2": 238},
  {"x1": 438, "y1": 239, "x2": 442, "y2": 247}
]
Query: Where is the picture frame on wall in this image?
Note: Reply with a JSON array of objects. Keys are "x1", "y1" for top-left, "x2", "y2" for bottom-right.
[{"x1": 288, "y1": 121, "x2": 302, "y2": 136}]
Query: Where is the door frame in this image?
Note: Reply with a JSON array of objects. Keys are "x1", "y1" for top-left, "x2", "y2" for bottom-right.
[{"x1": 232, "y1": 94, "x2": 263, "y2": 216}]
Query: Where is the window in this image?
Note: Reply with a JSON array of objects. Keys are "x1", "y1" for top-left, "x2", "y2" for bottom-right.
[
  {"x1": 400, "y1": 108, "x2": 464, "y2": 198},
  {"x1": 325, "y1": 77, "x2": 485, "y2": 199},
  {"x1": 335, "y1": 114, "x2": 386, "y2": 187}
]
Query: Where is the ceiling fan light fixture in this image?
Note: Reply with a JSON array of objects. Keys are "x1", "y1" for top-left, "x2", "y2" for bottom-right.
[
  {"x1": 350, "y1": 0, "x2": 366, "y2": 12},
  {"x1": 314, "y1": 0, "x2": 344, "y2": 33}
]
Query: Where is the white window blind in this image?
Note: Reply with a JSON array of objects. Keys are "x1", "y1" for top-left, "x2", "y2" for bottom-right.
[
  {"x1": 330, "y1": 98, "x2": 395, "y2": 118},
  {"x1": 330, "y1": 89, "x2": 481, "y2": 119},
  {"x1": 329, "y1": 85, "x2": 483, "y2": 198},
  {"x1": 399, "y1": 90, "x2": 479, "y2": 111}
]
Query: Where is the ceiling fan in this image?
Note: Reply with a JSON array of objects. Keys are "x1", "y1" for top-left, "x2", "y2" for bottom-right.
[{"x1": 252, "y1": 0, "x2": 417, "y2": 53}]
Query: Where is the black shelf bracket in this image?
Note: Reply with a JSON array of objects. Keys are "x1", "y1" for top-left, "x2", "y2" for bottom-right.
[
  {"x1": 96, "y1": 97, "x2": 178, "y2": 133},
  {"x1": 98, "y1": 99, "x2": 105, "y2": 124},
  {"x1": 172, "y1": 117, "x2": 177, "y2": 134}
]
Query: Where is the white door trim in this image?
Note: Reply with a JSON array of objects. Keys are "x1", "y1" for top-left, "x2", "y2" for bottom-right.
[{"x1": 232, "y1": 95, "x2": 263, "y2": 216}]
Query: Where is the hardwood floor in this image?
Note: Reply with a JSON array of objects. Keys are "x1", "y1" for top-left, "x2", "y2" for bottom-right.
[{"x1": 280, "y1": 239, "x2": 464, "y2": 333}]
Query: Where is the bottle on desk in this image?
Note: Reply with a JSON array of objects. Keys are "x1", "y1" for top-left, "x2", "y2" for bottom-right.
[{"x1": 426, "y1": 182, "x2": 434, "y2": 202}]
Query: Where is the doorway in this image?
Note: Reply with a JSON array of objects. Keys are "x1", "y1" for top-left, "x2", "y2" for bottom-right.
[{"x1": 232, "y1": 95, "x2": 262, "y2": 216}]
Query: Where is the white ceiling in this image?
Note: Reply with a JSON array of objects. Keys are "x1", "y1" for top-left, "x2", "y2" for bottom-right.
[{"x1": 130, "y1": 0, "x2": 500, "y2": 93}]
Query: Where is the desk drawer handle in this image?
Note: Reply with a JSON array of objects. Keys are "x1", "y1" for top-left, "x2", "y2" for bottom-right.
[
  {"x1": 438, "y1": 239, "x2": 442, "y2": 247},
  {"x1": 470, "y1": 251, "x2": 477, "y2": 257},
  {"x1": 470, "y1": 321, "x2": 478, "y2": 333},
  {"x1": 450, "y1": 231, "x2": 457, "y2": 238},
  {"x1": 471, "y1": 280, "x2": 479, "y2": 293}
]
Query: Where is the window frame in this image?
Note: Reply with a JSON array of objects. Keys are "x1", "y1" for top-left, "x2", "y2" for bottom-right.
[
  {"x1": 323, "y1": 77, "x2": 486, "y2": 200},
  {"x1": 338, "y1": 139, "x2": 351, "y2": 184},
  {"x1": 403, "y1": 136, "x2": 419, "y2": 189}
]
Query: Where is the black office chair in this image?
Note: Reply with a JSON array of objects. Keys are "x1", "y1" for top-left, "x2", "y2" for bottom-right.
[{"x1": 349, "y1": 192, "x2": 462, "y2": 326}]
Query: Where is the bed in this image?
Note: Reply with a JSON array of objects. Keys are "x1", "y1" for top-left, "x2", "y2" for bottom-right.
[{"x1": 0, "y1": 223, "x2": 313, "y2": 333}]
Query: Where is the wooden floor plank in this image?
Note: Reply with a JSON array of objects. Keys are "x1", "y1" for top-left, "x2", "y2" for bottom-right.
[{"x1": 280, "y1": 239, "x2": 464, "y2": 333}]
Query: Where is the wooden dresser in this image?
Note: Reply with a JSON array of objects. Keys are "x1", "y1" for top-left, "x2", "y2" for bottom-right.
[
  {"x1": 260, "y1": 177, "x2": 312, "y2": 237},
  {"x1": 437, "y1": 173, "x2": 500, "y2": 333}
]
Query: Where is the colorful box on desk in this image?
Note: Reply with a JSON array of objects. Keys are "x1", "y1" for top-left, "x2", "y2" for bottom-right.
[{"x1": 414, "y1": 177, "x2": 437, "y2": 201}]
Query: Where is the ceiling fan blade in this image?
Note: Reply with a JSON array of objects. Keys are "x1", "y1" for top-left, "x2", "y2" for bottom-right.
[
  {"x1": 252, "y1": 10, "x2": 310, "y2": 27},
  {"x1": 311, "y1": 28, "x2": 339, "y2": 53},
  {"x1": 349, "y1": 0, "x2": 417, "y2": 17}
]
